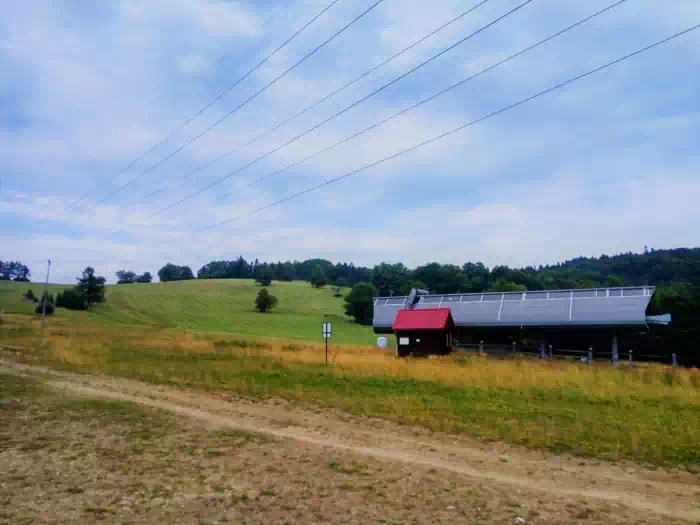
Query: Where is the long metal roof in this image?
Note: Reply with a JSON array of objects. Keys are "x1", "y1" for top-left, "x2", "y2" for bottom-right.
[{"x1": 373, "y1": 287, "x2": 660, "y2": 332}]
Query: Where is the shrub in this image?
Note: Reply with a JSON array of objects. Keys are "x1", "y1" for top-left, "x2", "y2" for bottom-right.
[
  {"x1": 255, "y1": 288, "x2": 278, "y2": 313},
  {"x1": 35, "y1": 302, "x2": 55, "y2": 315},
  {"x1": 23, "y1": 289, "x2": 38, "y2": 302},
  {"x1": 344, "y1": 283, "x2": 376, "y2": 325},
  {"x1": 56, "y1": 289, "x2": 87, "y2": 311},
  {"x1": 35, "y1": 293, "x2": 55, "y2": 315}
]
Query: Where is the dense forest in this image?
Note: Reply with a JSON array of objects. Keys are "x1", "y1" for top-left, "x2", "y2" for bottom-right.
[
  {"x1": 197, "y1": 257, "x2": 370, "y2": 286},
  {"x1": 194, "y1": 247, "x2": 700, "y2": 295}
]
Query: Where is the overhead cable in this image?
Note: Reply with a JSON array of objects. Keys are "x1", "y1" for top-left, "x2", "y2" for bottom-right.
[
  {"x1": 198, "y1": 23, "x2": 700, "y2": 232},
  {"x1": 92, "y1": 0, "x2": 386, "y2": 208},
  {"x1": 150, "y1": 0, "x2": 535, "y2": 217},
  {"x1": 125, "y1": 0, "x2": 496, "y2": 211},
  {"x1": 221, "y1": 0, "x2": 632, "y2": 197},
  {"x1": 69, "y1": 1, "x2": 310, "y2": 210}
]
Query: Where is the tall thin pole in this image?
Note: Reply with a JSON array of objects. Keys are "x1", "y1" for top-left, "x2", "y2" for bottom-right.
[{"x1": 41, "y1": 259, "x2": 51, "y2": 328}]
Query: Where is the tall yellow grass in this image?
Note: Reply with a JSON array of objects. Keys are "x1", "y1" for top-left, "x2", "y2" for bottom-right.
[{"x1": 3, "y1": 314, "x2": 699, "y2": 406}]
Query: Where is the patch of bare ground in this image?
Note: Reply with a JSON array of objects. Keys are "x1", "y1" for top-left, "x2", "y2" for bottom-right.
[{"x1": 1, "y1": 360, "x2": 699, "y2": 524}]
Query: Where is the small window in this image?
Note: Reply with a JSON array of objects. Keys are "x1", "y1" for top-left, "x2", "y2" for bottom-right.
[{"x1": 399, "y1": 337, "x2": 409, "y2": 346}]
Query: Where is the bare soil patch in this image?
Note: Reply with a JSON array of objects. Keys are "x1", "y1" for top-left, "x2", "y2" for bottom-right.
[{"x1": 1, "y1": 360, "x2": 699, "y2": 524}]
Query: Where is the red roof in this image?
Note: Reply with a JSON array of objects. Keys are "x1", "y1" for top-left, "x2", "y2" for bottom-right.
[{"x1": 392, "y1": 308, "x2": 453, "y2": 331}]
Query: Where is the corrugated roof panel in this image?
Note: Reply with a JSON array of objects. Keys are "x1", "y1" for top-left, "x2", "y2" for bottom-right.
[
  {"x1": 372, "y1": 287, "x2": 656, "y2": 331},
  {"x1": 570, "y1": 296, "x2": 649, "y2": 325},
  {"x1": 393, "y1": 308, "x2": 452, "y2": 331},
  {"x1": 500, "y1": 297, "x2": 571, "y2": 325}
]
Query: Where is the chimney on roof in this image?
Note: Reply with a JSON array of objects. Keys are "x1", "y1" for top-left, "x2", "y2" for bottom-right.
[{"x1": 407, "y1": 288, "x2": 430, "y2": 310}]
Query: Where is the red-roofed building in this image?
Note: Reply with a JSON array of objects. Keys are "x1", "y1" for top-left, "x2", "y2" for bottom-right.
[{"x1": 392, "y1": 308, "x2": 455, "y2": 357}]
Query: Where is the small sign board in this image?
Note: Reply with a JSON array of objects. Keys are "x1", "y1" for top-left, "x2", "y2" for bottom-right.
[{"x1": 322, "y1": 321, "x2": 332, "y2": 339}]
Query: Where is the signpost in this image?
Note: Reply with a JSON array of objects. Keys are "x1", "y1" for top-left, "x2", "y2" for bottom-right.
[
  {"x1": 41, "y1": 259, "x2": 51, "y2": 329},
  {"x1": 323, "y1": 321, "x2": 332, "y2": 364}
]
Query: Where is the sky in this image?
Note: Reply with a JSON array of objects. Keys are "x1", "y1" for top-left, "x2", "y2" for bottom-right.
[{"x1": 1, "y1": 0, "x2": 699, "y2": 283}]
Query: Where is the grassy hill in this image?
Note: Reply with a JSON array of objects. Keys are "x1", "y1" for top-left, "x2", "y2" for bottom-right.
[{"x1": 0, "y1": 280, "x2": 379, "y2": 346}]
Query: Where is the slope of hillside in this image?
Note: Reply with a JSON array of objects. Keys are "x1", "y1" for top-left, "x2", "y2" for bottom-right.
[{"x1": 0, "y1": 280, "x2": 378, "y2": 346}]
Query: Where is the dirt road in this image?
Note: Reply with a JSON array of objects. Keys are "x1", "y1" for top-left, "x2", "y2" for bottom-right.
[{"x1": 2, "y1": 358, "x2": 699, "y2": 524}]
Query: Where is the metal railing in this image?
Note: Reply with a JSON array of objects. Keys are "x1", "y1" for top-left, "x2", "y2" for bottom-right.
[{"x1": 454, "y1": 342, "x2": 679, "y2": 367}]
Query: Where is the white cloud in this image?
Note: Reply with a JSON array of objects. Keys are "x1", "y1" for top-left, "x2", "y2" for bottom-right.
[{"x1": 1, "y1": 0, "x2": 699, "y2": 282}]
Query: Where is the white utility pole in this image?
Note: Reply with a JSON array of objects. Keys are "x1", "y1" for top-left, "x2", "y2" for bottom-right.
[{"x1": 41, "y1": 259, "x2": 51, "y2": 328}]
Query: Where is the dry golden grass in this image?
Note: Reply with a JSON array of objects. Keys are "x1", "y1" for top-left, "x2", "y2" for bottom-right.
[
  {"x1": 2, "y1": 313, "x2": 700, "y2": 465},
  {"x1": 3, "y1": 313, "x2": 699, "y2": 405}
]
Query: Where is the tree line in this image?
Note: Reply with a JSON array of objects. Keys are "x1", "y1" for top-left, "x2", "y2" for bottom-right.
[
  {"x1": 183, "y1": 248, "x2": 700, "y2": 294},
  {"x1": 116, "y1": 270, "x2": 153, "y2": 284},
  {"x1": 6, "y1": 248, "x2": 700, "y2": 364},
  {"x1": 11, "y1": 247, "x2": 698, "y2": 291},
  {"x1": 196, "y1": 257, "x2": 370, "y2": 286},
  {"x1": 0, "y1": 261, "x2": 31, "y2": 281}
]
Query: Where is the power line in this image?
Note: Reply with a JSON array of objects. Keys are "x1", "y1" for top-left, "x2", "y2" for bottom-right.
[
  {"x1": 199, "y1": 23, "x2": 700, "y2": 232},
  {"x1": 124, "y1": 0, "x2": 496, "y2": 211},
  {"x1": 150, "y1": 0, "x2": 535, "y2": 218},
  {"x1": 68, "y1": 4, "x2": 297, "y2": 211},
  {"x1": 91, "y1": 0, "x2": 386, "y2": 209},
  {"x1": 223, "y1": 0, "x2": 631, "y2": 197}
]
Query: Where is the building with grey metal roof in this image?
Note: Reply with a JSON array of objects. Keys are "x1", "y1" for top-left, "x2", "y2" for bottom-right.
[{"x1": 373, "y1": 287, "x2": 669, "y2": 334}]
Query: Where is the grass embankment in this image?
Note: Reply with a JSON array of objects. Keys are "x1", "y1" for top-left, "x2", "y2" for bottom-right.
[
  {"x1": 2, "y1": 315, "x2": 699, "y2": 467},
  {"x1": 0, "y1": 279, "x2": 378, "y2": 346}
]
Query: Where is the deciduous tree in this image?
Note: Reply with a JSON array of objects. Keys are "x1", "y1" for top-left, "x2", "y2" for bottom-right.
[
  {"x1": 76, "y1": 267, "x2": 106, "y2": 306},
  {"x1": 158, "y1": 263, "x2": 195, "y2": 282},
  {"x1": 255, "y1": 265, "x2": 274, "y2": 286},
  {"x1": 344, "y1": 283, "x2": 376, "y2": 325},
  {"x1": 310, "y1": 264, "x2": 328, "y2": 289},
  {"x1": 255, "y1": 288, "x2": 278, "y2": 313}
]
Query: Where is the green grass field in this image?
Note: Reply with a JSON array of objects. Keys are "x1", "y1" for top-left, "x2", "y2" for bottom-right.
[
  {"x1": 0, "y1": 279, "x2": 379, "y2": 346},
  {"x1": 2, "y1": 313, "x2": 699, "y2": 466},
  {"x1": 3, "y1": 279, "x2": 700, "y2": 467}
]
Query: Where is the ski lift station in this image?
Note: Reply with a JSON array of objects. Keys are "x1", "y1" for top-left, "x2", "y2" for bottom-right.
[{"x1": 373, "y1": 287, "x2": 671, "y2": 358}]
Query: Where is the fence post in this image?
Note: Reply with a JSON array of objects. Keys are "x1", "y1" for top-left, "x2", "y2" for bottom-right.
[
  {"x1": 479, "y1": 340, "x2": 484, "y2": 354},
  {"x1": 611, "y1": 335, "x2": 619, "y2": 367},
  {"x1": 512, "y1": 341, "x2": 517, "y2": 354},
  {"x1": 548, "y1": 344, "x2": 553, "y2": 361},
  {"x1": 672, "y1": 353, "x2": 678, "y2": 368},
  {"x1": 588, "y1": 346, "x2": 593, "y2": 365},
  {"x1": 539, "y1": 343, "x2": 546, "y2": 360},
  {"x1": 628, "y1": 350, "x2": 633, "y2": 368}
]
